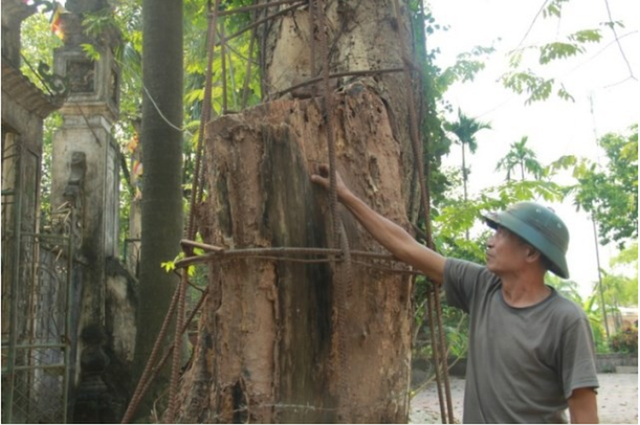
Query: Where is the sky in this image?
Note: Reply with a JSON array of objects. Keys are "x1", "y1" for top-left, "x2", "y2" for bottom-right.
[{"x1": 428, "y1": 0, "x2": 638, "y2": 297}]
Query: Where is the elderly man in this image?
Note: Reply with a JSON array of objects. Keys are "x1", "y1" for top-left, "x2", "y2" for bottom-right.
[{"x1": 311, "y1": 165, "x2": 599, "y2": 423}]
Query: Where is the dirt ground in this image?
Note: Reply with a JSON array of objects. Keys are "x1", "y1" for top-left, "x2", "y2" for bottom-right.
[{"x1": 410, "y1": 373, "x2": 638, "y2": 424}]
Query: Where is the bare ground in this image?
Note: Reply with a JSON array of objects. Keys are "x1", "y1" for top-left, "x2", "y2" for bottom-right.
[{"x1": 410, "y1": 373, "x2": 638, "y2": 424}]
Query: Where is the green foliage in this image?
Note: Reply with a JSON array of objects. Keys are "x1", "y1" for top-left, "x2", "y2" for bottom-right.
[
  {"x1": 445, "y1": 109, "x2": 491, "y2": 155},
  {"x1": 609, "y1": 327, "x2": 638, "y2": 354},
  {"x1": 546, "y1": 275, "x2": 583, "y2": 305},
  {"x1": 501, "y1": 71, "x2": 555, "y2": 105},
  {"x1": 442, "y1": 304, "x2": 469, "y2": 358},
  {"x1": 495, "y1": 136, "x2": 545, "y2": 181},
  {"x1": 602, "y1": 242, "x2": 639, "y2": 307},
  {"x1": 443, "y1": 109, "x2": 491, "y2": 202},
  {"x1": 537, "y1": 30, "x2": 601, "y2": 65},
  {"x1": 539, "y1": 42, "x2": 583, "y2": 65},
  {"x1": 572, "y1": 125, "x2": 638, "y2": 248},
  {"x1": 20, "y1": 11, "x2": 64, "y2": 93},
  {"x1": 436, "y1": 45, "x2": 496, "y2": 104},
  {"x1": 581, "y1": 293, "x2": 609, "y2": 353},
  {"x1": 543, "y1": 0, "x2": 571, "y2": 19},
  {"x1": 502, "y1": 3, "x2": 614, "y2": 104},
  {"x1": 610, "y1": 242, "x2": 638, "y2": 268},
  {"x1": 416, "y1": 6, "x2": 497, "y2": 209}
]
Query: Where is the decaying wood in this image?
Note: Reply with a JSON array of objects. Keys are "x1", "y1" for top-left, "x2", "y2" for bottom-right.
[{"x1": 176, "y1": 83, "x2": 414, "y2": 423}]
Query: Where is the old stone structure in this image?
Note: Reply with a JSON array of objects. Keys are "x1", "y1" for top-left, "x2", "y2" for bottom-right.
[
  {"x1": 2, "y1": 0, "x2": 137, "y2": 422},
  {"x1": 50, "y1": 1, "x2": 137, "y2": 421},
  {"x1": 2, "y1": 0, "x2": 68, "y2": 422}
]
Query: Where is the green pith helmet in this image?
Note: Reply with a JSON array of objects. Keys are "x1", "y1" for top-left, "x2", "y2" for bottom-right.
[{"x1": 482, "y1": 201, "x2": 570, "y2": 278}]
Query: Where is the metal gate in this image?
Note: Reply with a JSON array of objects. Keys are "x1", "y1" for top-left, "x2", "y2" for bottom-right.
[{"x1": 2, "y1": 135, "x2": 73, "y2": 423}]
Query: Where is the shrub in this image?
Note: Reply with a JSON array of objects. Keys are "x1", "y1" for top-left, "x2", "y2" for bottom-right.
[{"x1": 609, "y1": 327, "x2": 638, "y2": 354}]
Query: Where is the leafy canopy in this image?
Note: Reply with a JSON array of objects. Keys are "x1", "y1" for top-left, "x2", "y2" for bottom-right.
[{"x1": 572, "y1": 125, "x2": 638, "y2": 248}]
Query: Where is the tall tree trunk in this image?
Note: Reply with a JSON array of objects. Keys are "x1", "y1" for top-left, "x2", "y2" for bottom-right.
[
  {"x1": 177, "y1": 1, "x2": 419, "y2": 422},
  {"x1": 133, "y1": 0, "x2": 183, "y2": 414},
  {"x1": 461, "y1": 143, "x2": 469, "y2": 240}
]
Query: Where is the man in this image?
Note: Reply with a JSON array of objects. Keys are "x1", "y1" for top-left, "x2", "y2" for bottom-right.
[{"x1": 311, "y1": 165, "x2": 599, "y2": 423}]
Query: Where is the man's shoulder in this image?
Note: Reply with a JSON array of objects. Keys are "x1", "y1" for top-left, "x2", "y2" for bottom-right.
[
  {"x1": 444, "y1": 258, "x2": 502, "y2": 298},
  {"x1": 445, "y1": 257, "x2": 488, "y2": 274},
  {"x1": 547, "y1": 289, "x2": 590, "y2": 325}
]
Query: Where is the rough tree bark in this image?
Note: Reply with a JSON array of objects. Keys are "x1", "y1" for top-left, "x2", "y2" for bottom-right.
[{"x1": 177, "y1": 1, "x2": 420, "y2": 422}]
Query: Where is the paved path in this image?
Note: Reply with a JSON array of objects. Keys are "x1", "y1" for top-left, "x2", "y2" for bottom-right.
[{"x1": 410, "y1": 373, "x2": 638, "y2": 423}]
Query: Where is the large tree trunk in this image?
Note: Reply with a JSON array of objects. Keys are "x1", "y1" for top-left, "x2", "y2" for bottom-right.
[
  {"x1": 133, "y1": 0, "x2": 184, "y2": 414},
  {"x1": 177, "y1": 1, "x2": 419, "y2": 422}
]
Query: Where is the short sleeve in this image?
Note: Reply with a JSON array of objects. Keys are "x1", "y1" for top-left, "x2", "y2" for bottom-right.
[
  {"x1": 560, "y1": 317, "x2": 600, "y2": 399},
  {"x1": 443, "y1": 258, "x2": 487, "y2": 314}
]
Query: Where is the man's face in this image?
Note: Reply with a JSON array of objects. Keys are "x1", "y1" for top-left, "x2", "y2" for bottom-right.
[{"x1": 485, "y1": 225, "x2": 531, "y2": 275}]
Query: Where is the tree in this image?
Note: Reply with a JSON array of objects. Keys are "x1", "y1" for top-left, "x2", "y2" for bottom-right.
[
  {"x1": 445, "y1": 108, "x2": 491, "y2": 203},
  {"x1": 601, "y1": 242, "x2": 638, "y2": 331},
  {"x1": 573, "y1": 125, "x2": 638, "y2": 248},
  {"x1": 174, "y1": 1, "x2": 424, "y2": 422},
  {"x1": 495, "y1": 136, "x2": 544, "y2": 181},
  {"x1": 132, "y1": 0, "x2": 184, "y2": 414}
]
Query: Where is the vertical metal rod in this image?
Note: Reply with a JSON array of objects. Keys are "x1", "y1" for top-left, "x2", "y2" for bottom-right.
[
  {"x1": 433, "y1": 283, "x2": 454, "y2": 423},
  {"x1": 6, "y1": 141, "x2": 24, "y2": 424},
  {"x1": 308, "y1": 0, "x2": 317, "y2": 79},
  {"x1": 63, "y1": 231, "x2": 74, "y2": 423},
  {"x1": 120, "y1": 282, "x2": 181, "y2": 424},
  {"x1": 166, "y1": 1, "x2": 221, "y2": 422},
  {"x1": 221, "y1": 22, "x2": 228, "y2": 114},
  {"x1": 426, "y1": 287, "x2": 446, "y2": 422},
  {"x1": 189, "y1": 0, "x2": 220, "y2": 240},
  {"x1": 314, "y1": 0, "x2": 350, "y2": 418},
  {"x1": 390, "y1": 0, "x2": 453, "y2": 421},
  {"x1": 240, "y1": 4, "x2": 257, "y2": 109},
  {"x1": 131, "y1": 288, "x2": 209, "y2": 421}
]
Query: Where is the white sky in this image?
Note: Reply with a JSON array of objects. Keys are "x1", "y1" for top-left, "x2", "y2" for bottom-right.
[{"x1": 429, "y1": 0, "x2": 638, "y2": 297}]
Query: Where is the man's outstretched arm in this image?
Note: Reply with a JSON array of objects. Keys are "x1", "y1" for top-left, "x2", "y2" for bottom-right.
[{"x1": 311, "y1": 165, "x2": 445, "y2": 283}]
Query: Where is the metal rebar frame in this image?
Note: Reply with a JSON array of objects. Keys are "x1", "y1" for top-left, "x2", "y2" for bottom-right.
[{"x1": 123, "y1": 0, "x2": 455, "y2": 422}]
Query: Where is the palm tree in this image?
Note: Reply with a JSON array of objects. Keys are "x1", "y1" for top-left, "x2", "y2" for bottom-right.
[
  {"x1": 445, "y1": 108, "x2": 491, "y2": 202},
  {"x1": 134, "y1": 0, "x2": 184, "y2": 416},
  {"x1": 496, "y1": 136, "x2": 544, "y2": 181}
]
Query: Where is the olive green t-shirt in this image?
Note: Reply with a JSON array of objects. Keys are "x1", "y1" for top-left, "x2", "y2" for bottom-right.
[{"x1": 444, "y1": 259, "x2": 599, "y2": 424}]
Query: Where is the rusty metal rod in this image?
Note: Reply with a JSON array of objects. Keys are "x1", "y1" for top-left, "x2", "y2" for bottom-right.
[
  {"x1": 391, "y1": 0, "x2": 453, "y2": 421},
  {"x1": 216, "y1": 0, "x2": 305, "y2": 16},
  {"x1": 273, "y1": 67, "x2": 405, "y2": 99},
  {"x1": 121, "y1": 282, "x2": 181, "y2": 424},
  {"x1": 123, "y1": 288, "x2": 209, "y2": 423},
  {"x1": 165, "y1": 1, "x2": 221, "y2": 422},
  {"x1": 180, "y1": 239, "x2": 224, "y2": 252},
  {"x1": 173, "y1": 247, "x2": 404, "y2": 268},
  {"x1": 426, "y1": 286, "x2": 446, "y2": 422},
  {"x1": 314, "y1": 1, "x2": 351, "y2": 417},
  {"x1": 215, "y1": 1, "x2": 306, "y2": 47}
]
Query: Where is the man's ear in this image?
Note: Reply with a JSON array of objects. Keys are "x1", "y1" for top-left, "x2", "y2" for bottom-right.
[{"x1": 525, "y1": 246, "x2": 541, "y2": 262}]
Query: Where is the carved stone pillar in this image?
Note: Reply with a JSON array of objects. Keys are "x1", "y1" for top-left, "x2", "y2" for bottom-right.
[{"x1": 50, "y1": 4, "x2": 122, "y2": 415}]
